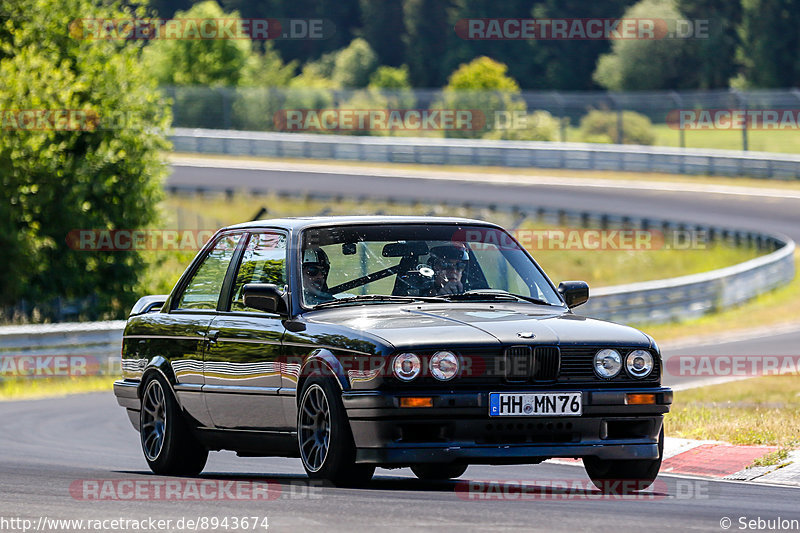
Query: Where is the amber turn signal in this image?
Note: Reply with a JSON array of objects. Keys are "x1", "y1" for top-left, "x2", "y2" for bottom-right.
[
  {"x1": 399, "y1": 397, "x2": 434, "y2": 408},
  {"x1": 626, "y1": 393, "x2": 656, "y2": 405}
]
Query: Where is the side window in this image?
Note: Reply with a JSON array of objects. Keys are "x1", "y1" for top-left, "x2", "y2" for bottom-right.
[
  {"x1": 176, "y1": 234, "x2": 242, "y2": 310},
  {"x1": 230, "y1": 232, "x2": 288, "y2": 312}
]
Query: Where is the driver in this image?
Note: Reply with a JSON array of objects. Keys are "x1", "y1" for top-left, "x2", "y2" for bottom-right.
[
  {"x1": 427, "y1": 244, "x2": 469, "y2": 295},
  {"x1": 302, "y1": 246, "x2": 335, "y2": 305}
]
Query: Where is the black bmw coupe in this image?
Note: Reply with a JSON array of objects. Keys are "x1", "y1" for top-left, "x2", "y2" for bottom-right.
[{"x1": 114, "y1": 216, "x2": 671, "y2": 490}]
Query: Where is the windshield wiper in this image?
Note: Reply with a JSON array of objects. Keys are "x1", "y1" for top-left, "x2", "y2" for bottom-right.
[
  {"x1": 443, "y1": 290, "x2": 558, "y2": 306},
  {"x1": 312, "y1": 294, "x2": 447, "y2": 309}
]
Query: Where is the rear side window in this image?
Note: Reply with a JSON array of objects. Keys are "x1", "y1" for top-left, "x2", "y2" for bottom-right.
[
  {"x1": 176, "y1": 234, "x2": 242, "y2": 310},
  {"x1": 230, "y1": 232, "x2": 288, "y2": 312}
]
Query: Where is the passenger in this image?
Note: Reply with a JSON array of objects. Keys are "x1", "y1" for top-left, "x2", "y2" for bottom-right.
[{"x1": 302, "y1": 247, "x2": 335, "y2": 305}]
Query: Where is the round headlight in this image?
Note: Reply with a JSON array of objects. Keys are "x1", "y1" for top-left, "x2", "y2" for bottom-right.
[
  {"x1": 594, "y1": 349, "x2": 622, "y2": 379},
  {"x1": 626, "y1": 349, "x2": 654, "y2": 378},
  {"x1": 430, "y1": 351, "x2": 460, "y2": 381},
  {"x1": 393, "y1": 353, "x2": 421, "y2": 381}
]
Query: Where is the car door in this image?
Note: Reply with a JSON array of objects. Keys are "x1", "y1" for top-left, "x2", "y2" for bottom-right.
[
  {"x1": 203, "y1": 231, "x2": 290, "y2": 430},
  {"x1": 167, "y1": 232, "x2": 246, "y2": 428}
]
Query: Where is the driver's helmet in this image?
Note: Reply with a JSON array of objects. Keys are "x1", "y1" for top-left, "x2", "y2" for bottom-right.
[
  {"x1": 427, "y1": 244, "x2": 469, "y2": 271},
  {"x1": 302, "y1": 246, "x2": 330, "y2": 274}
]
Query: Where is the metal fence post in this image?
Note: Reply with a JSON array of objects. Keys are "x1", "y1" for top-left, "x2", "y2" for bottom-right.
[
  {"x1": 734, "y1": 90, "x2": 748, "y2": 151},
  {"x1": 671, "y1": 91, "x2": 685, "y2": 149}
]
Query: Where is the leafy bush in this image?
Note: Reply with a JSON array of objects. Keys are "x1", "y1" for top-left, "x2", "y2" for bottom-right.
[
  {"x1": 483, "y1": 111, "x2": 559, "y2": 141},
  {"x1": 332, "y1": 38, "x2": 378, "y2": 88},
  {"x1": 368, "y1": 66, "x2": 415, "y2": 109},
  {"x1": 0, "y1": 0, "x2": 170, "y2": 320},
  {"x1": 436, "y1": 56, "x2": 525, "y2": 139},
  {"x1": 578, "y1": 110, "x2": 656, "y2": 145}
]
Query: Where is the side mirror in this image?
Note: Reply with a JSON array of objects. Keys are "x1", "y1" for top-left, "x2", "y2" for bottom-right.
[
  {"x1": 558, "y1": 281, "x2": 589, "y2": 308},
  {"x1": 242, "y1": 283, "x2": 288, "y2": 315}
]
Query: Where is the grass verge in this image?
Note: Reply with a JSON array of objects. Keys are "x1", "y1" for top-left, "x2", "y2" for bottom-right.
[
  {"x1": 563, "y1": 124, "x2": 800, "y2": 155},
  {"x1": 751, "y1": 449, "x2": 791, "y2": 468},
  {"x1": 0, "y1": 376, "x2": 117, "y2": 401},
  {"x1": 665, "y1": 374, "x2": 800, "y2": 447}
]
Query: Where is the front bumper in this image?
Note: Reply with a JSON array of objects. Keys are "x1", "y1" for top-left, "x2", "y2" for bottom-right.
[{"x1": 343, "y1": 387, "x2": 671, "y2": 465}]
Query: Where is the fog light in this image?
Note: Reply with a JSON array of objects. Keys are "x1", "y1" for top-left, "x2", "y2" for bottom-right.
[
  {"x1": 400, "y1": 397, "x2": 433, "y2": 408},
  {"x1": 626, "y1": 393, "x2": 656, "y2": 405}
]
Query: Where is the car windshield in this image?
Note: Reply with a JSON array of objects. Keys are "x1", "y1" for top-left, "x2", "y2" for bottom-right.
[{"x1": 299, "y1": 224, "x2": 562, "y2": 308}]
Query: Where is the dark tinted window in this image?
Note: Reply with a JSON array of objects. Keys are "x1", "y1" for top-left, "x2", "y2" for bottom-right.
[
  {"x1": 230, "y1": 232, "x2": 288, "y2": 312},
  {"x1": 176, "y1": 234, "x2": 242, "y2": 310}
]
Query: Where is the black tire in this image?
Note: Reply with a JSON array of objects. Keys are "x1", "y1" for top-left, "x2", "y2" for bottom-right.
[
  {"x1": 298, "y1": 377, "x2": 375, "y2": 487},
  {"x1": 140, "y1": 373, "x2": 208, "y2": 476},
  {"x1": 583, "y1": 426, "x2": 664, "y2": 493},
  {"x1": 411, "y1": 464, "x2": 468, "y2": 481}
]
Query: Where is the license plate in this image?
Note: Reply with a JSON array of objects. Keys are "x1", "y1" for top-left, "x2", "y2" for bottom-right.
[{"x1": 489, "y1": 392, "x2": 582, "y2": 417}]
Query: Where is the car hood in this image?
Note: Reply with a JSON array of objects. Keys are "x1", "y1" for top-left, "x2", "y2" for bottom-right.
[{"x1": 304, "y1": 303, "x2": 652, "y2": 350}]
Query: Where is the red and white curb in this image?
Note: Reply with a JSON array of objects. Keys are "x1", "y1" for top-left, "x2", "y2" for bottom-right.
[{"x1": 547, "y1": 438, "x2": 800, "y2": 487}]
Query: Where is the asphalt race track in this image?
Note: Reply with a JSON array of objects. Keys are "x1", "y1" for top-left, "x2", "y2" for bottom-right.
[
  {"x1": 1, "y1": 162, "x2": 799, "y2": 532},
  {"x1": 1, "y1": 393, "x2": 798, "y2": 532},
  {"x1": 167, "y1": 162, "x2": 800, "y2": 241}
]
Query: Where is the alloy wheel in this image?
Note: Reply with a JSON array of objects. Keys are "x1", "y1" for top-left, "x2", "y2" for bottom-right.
[
  {"x1": 141, "y1": 379, "x2": 167, "y2": 461},
  {"x1": 299, "y1": 384, "x2": 331, "y2": 472}
]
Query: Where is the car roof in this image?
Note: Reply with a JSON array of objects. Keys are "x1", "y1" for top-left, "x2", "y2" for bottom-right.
[{"x1": 224, "y1": 215, "x2": 501, "y2": 232}]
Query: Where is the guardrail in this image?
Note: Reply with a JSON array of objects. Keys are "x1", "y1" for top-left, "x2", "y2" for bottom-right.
[
  {"x1": 0, "y1": 320, "x2": 125, "y2": 375},
  {"x1": 171, "y1": 128, "x2": 800, "y2": 179}
]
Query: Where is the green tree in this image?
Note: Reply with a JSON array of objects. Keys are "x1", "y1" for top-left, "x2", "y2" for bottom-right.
[
  {"x1": 446, "y1": 0, "x2": 545, "y2": 89},
  {"x1": 404, "y1": 0, "x2": 452, "y2": 87},
  {"x1": 738, "y1": 0, "x2": 800, "y2": 87},
  {"x1": 0, "y1": 0, "x2": 171, "y2": 319},
  {"x1": 527, "y1": 0, "x2": 635, "y2": 90},
  {"x1": 143, "y1": 0, "x2": 256, "y2": 87},
  {"x1": 678, "y1": 0, "x2": 742, "y2": 88},
  {"x1": 220, "y1": 0, "x2": 361, "y2": 65},
  {"x1": 232, "y1": 43, "x2": 298, "y2": 131},
  {"x1": 359, "y1": 0, "x2": 405, "y2": 66},
  {"x1": 593, "y1": 0, "x2": 700, "y2": 90},
  {"x1": 332, "y1": 37, "x2": 378, "y2": 88}
]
